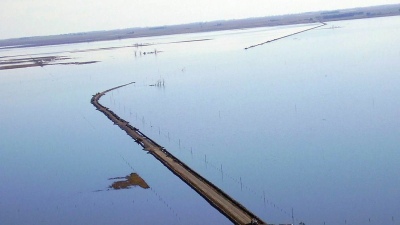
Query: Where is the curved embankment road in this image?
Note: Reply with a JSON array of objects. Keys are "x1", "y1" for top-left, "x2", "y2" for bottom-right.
[{"x1": 91, "y1": 82, "x2": 266, "y2": 225}]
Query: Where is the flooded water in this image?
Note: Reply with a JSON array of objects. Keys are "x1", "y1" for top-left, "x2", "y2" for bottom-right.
[{"x1": 1, "y1": 17, "x2": 399, "y2": 225}]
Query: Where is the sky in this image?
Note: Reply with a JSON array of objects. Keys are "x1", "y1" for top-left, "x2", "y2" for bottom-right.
[{"x1": 1, "y1": 0, "x2": 399, "y2": 39}]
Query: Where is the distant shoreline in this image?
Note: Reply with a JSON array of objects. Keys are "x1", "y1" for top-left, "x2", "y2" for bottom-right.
[{"x1": 0, "y1": 4, "x2": 399, "y2": 49}]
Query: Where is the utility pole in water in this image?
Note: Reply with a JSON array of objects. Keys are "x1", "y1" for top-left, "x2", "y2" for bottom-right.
[{"x1": 292, "y1": 208, "x2": 294, "y2": 225}]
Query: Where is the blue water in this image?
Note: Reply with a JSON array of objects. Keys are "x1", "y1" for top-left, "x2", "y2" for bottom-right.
[{"x1": 1, "y1": 17, "x2": 399, "y2": 225}]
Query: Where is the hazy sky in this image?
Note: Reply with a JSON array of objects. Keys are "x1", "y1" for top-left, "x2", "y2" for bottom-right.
[{"x1": 1, "y1": 0, "x2": 399, "y2": 39}]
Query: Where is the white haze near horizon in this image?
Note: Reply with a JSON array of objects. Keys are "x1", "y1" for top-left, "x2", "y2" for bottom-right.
[{"x1": 0, "y1": 0, "x2": 399, "y2": 39}]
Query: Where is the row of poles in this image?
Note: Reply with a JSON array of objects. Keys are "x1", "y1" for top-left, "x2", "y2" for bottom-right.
[
  {"x1": 106, "y1": 86, "x2": 398, "y2": 225},
  {"x1": 107, "y1": 87, "x2": 298, "y2": 224}
]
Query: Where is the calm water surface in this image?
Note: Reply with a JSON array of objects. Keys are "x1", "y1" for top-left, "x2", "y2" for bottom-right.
[{"x1": 1, "y1": 17, "x2": 399, "y2": 225}]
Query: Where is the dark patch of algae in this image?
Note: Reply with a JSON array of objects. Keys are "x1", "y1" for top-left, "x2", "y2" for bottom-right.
[{"x1": 109, "y1": 173, "x2": 150, "y2": 190}]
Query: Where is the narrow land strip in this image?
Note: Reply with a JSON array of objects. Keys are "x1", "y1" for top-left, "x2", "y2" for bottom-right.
[
  {"x1": 91, "y1": 82, "x2": 266, "y2": 225},
  {"x1": 244, "y1": 22, "x2": 326, "y2": 50}
]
